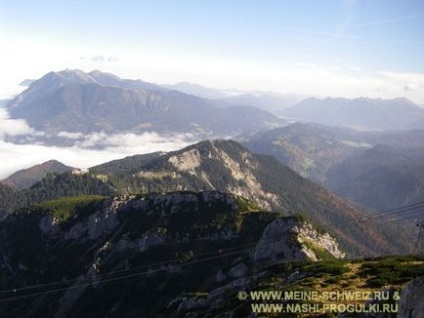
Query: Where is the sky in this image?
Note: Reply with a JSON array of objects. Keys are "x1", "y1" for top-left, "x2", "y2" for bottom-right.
[
  {"x1": 0, "y1": 0, "x2": 424, "y2": 178},
  {"x1": 1, "y1": 0, "x2": 424, "y2": 102}
]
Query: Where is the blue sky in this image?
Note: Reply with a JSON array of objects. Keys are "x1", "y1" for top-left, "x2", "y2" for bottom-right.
[{"x1": 1, "y1": 0, "x2": 424, "y2": 103}]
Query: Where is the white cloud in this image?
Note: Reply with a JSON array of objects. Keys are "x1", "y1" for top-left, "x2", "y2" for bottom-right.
[
  {"x1": 0, "y1": 106, "x2": 195, "y2": 179},
  {"x1": 75, "y1": 131, "x2": 193, "y2": 150},
  {"x1": 0, "y1": 132, "x2": 195, "y2": 180},
  {"x1": 81, "y1": 55, "x2": 120, "y2": 63},
  {"x1": 379, "y1": 71, "x2": 424, "y2": 104},
  {"x1": 107, "y1": 56, "x2": 119, "y2": 62},
  {"x1": 91, "y1": 55, "x2": 106, "y2": 63},
  {"x1": 57, "y1": 131, "x2": 85, "y2": 139},
  {"x1": 0, "y1": 108, "x2": 36, "y2": 139}
]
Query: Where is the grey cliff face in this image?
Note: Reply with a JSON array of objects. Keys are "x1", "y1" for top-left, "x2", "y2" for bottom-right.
[{"x1": 254, "y1": 217, "x2": 345, "y2": 267}]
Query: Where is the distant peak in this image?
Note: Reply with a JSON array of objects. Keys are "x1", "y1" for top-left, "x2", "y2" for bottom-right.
[
  {"x1": 60, "y1": 68, "x2": 84, "y2": 74},
  {"x1": 88, "y1": 69, "x2": 104, "y2": 76},
  {"x1": 42, "y1": 159, "x2": 67, "y2": 166},
  {"x1": 88, "y1": 69, "x2": 121, "y2": 80},
  {"x1": 19, "y1": 79, "x2": 36, "y2": 87}
]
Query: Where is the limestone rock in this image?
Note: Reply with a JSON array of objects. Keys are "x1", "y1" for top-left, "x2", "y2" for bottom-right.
[
  {"x1": 254, "y1": 217, "x2": 344, "y2": 267},
  {"x1": 398, "y1": 277, "x2": 424, "y2": 318}
]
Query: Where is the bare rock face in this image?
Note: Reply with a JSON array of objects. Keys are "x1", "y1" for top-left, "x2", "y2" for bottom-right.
[
  {"x1": 253, "y1": 217, "x2": 344, "y2": 267},
  {"x1": 39, "y1": 214, "x2": 61, "y2": 237},
  {"x1": 398, "y1": 277, "x2": 424, "y2": 318},
  {"x1": 64, "y1": 200, "x2": 119, "y2": 241}
]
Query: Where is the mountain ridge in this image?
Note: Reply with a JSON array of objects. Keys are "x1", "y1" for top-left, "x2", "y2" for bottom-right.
[
  {"x1": 281, "y1": 96, "x2": 424, "y2": 129},
  {"x1": 6, "y1": 69, "x2": 285, "y2": 138},
  {"x1": 85, "y1": 139, "x2": 411, "y2": 257},
  {"x1": 0, "y1": 139, "x2": 409, "y2": 257},
  {"x1": 241, "y1": 123, "x2": 424, "y2": 213}
]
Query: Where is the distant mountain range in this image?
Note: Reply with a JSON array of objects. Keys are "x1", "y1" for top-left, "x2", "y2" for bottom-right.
[
  {"x1": 281, "y1": 97, "x2": 424, "y2": 130},
  {"x1": 8, "y1": 70, "x2": 423, "y2": 144},
  {"x1": 6, "y1": 70, "x2": 285, "y2": 140},
  {"x1": 241, "y1": 123, "x2": 369, "y2": 183},
  {"x1": 241, "y1": 123, "x2": 424, "y2": 212},
  {"x1": 163, "y1": 81, "x2": 229, "y2": 99},
  {"x1": 327, "y1": 143, "x2": 424, "y2": 211},
  {"x1": 5, "y1": 68, "x2": 424, "y2": 218},
  {"x1": 212, "y1": 93, "x2": 308, "y2": 114}
]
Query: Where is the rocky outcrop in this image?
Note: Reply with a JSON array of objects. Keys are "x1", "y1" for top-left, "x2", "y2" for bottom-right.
[
  {"x1": 64, "y1": 202, "x2": 119, "y2": 241},
  {"x1": 254, "y1": 217, "x2": 344, "y2": 267},
  {"x1": 39, "y1": 214, "x2": 61, "y2": 237},
  {"x1": 398, "y1": 277, "x2": 424, "y2": 318}
]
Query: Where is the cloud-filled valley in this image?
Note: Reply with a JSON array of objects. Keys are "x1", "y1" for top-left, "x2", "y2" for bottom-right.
[{"x1": 0, "y1": 106, "x2": 195, "y2": 179}]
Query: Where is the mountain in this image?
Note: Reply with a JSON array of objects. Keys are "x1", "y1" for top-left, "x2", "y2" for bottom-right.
[
  {"x1": 88, "y1": 139, "x2": 410, "y2": 257},
  {"x1": 241, "y1": 124, "x2": 424, "y2": 213},
  {"x1": 1, "y1": 159, "x2": 73, "y2": 190},
  {"x1": 326, "y1": 143, "x2": 424, "y2": 211},
  {"x1": 240, "y1": 123, "x2": 371, "y2": 183},
  {"x1": 6, "y1": 69, "x2": 284, "y2": 138},
  {"x1": 0, "y1": 170, "x2": 114, "y2": 221},
  {"x1": 12, "y1": 69, "x2": 164, "y2": 96},
  {"x1": 281, "y1": 97, "x2": 424, "y2": 129},
  {"x1": 0, "y1": 192, "x2": 421, "y2": 317},
  {"x1": 405, "y1": 115, "x2": 424, "y2": 129},
  {"x1": 19, "y1": 79, "x2": 36, "y2": 87},
  {"x1": 90, "y1": 152, "x2": 165, "y2": 175},
  {"x1": 163, "y1": 82, "x2": 228, "y2": 99},
  {"x1": 213, "y1": 92, "x2": 307, "y2": 114},
  {"x1": 0, "y1": 139, "x2": 416, "y2": 255}
]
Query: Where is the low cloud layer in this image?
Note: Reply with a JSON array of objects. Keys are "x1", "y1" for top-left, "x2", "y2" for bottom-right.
[
  {"x1": 0, "y1": 108, "x2": 37, "y2": 138},
  {"x1": 74, "y1": 131, "x2": 194, "y2": 150},
  {"x1": 0, "y1": 132, "x2": 194, "y2": 180},
  {"x1": 0, "y1": 108, "x2": 195, "y2": 179}
]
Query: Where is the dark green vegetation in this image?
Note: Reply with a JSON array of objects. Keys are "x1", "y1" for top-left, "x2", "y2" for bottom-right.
[
  {"x1": 1, "y1": 189, "x2": 420, "y2": 318},
  {"x1": 0, "y1": 171, "x2": 114, "y2": 220},
  {"x1": 35, "y1": 195, "x2": 107, "y2": 222},
  {"x1": 0, "y1": 183, "x2": 23, "y2": 217}
]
